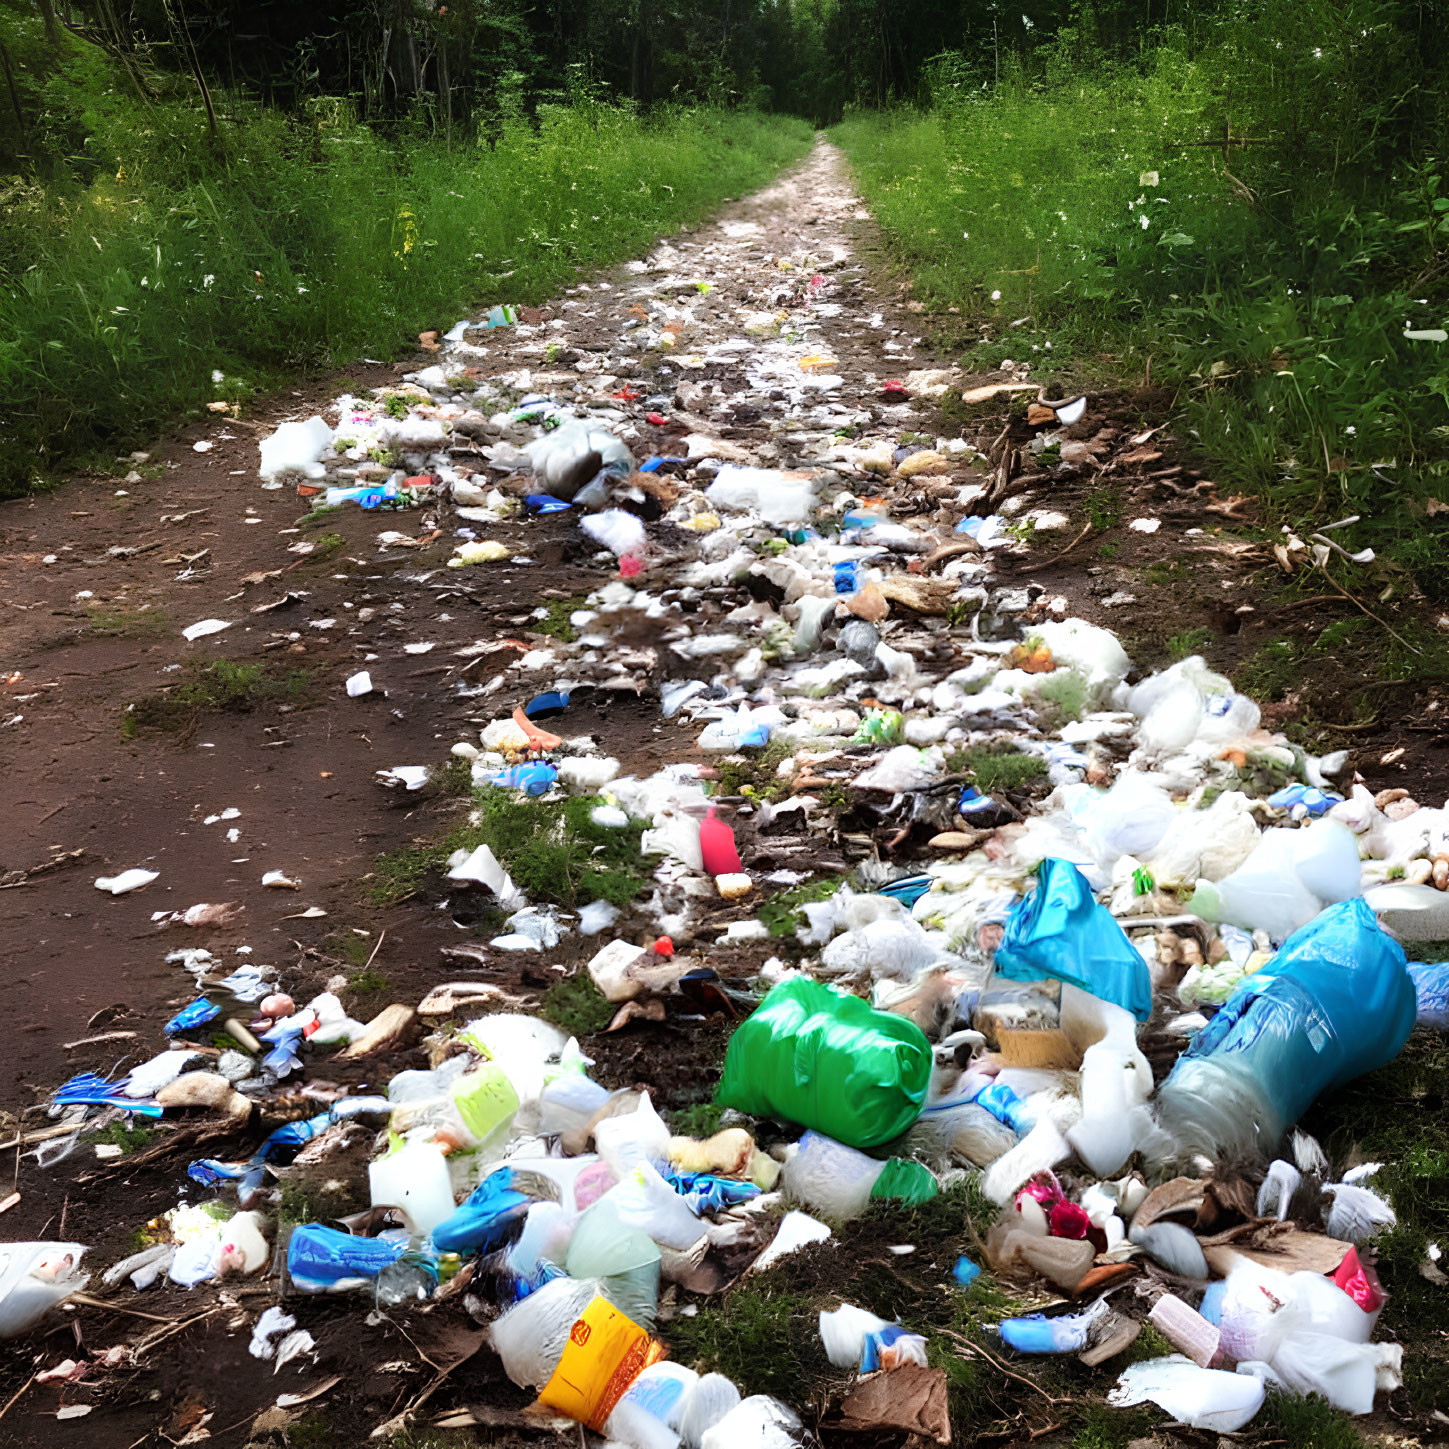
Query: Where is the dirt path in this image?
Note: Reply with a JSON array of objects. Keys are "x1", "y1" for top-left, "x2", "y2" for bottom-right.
[{"x1": 0, "y1": 137, "x2": 1439, "y2": 1447}]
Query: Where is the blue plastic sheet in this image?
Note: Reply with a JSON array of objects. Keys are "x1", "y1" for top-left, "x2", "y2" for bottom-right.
[
  {"x1": 165, "y1": 998, "x2": 220, "y2": 1035},
  {"x1": 993, "y1": 859, "x2": 1153, "y2": 1021},
  {"x1": 53, "y1": 1072, "x2": 164, "y2": 1118},
  {"x1": 1408, "y1": 961, "x2": 1449, "y2": 1029},
  {"x1": 287, "y1": 1224, "x2": 408, "y2": 1292},
  {"x1": 1164, "y1": 898, "x2": 1416, "y2": 1131}
]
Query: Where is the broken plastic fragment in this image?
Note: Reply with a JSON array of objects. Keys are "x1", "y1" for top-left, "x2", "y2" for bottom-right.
[{"x1": 95, "y1": 868, "x2": 159, "y2": 895}]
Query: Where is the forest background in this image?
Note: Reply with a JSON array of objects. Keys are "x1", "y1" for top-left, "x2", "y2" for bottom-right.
[{"x1": 3, "y1": 0, "x2": 1449, "y2": 603}]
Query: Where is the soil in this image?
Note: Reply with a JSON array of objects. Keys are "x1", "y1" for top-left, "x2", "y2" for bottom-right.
[{"x1": 0, "y1": 137, "x2": 1443, "y2": 1448}]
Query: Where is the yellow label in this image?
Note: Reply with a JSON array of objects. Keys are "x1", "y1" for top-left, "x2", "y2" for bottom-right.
[{"x1": 537, "y1": 1296, "x2": 666, "y2": 1431}]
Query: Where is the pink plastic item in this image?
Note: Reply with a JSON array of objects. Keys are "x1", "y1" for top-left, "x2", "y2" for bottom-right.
[
  {"x1": 699, "y1": 808, "x2": 743, "y2": 876},
  {"x1": 1333, "y1": 1246, "x2": 1387, "y2": 1314},
  {"x1": 1048, "y1": 1200, "x2": 1092, "y2": 1240}
]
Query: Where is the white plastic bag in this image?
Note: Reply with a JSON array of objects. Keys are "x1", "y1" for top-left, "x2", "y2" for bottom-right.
[
  {"x1": 490, "y1": 1273, "x2": 598, "y2": 1388},
  {"x1": 1109, "y1": 1355, "x2": 1265, "y2": 1432},
  {"x1": 778, "y1": 1132, "x2": 884, "y2": 1220},
  {"x1": 0, "y1": 1243, "x2": 90, "y2": 1338}
]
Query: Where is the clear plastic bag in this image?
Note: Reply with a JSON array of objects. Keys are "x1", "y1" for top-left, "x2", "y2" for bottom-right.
[
  {"x1": 490, "y1": 1273, "x2": 598, "y2": 1388},
  {"x1": 778, "y1": 1131, "x2": 885, "y2": 1221},
  {"x1": 0, "y1": 1242, "x2": 89, "y2": 1338}
]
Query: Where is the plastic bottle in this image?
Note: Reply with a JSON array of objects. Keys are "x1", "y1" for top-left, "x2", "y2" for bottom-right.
[
  {"x1": 999, "y1": 1298, "x2": 1106, "y2": 1353},
  {"x1": 566, "y1": 1200, "x2": 661, "y2": 1329},
  {"x1": 1153, "y1": 899, "x2": 1415, "y2": 1162},
  {"x1": 368, "y1": 1139, "x2": 457, "y2": 1236}
]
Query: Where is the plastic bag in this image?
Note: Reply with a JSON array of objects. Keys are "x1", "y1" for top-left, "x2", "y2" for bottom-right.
[
  {"x1": 605, "y1": 1361, "x2": 699, "y2": 1449},
  {"x1": 679, "y1": 1373, "x2": 742, "y2": 1449},
  {"x1": 525, "y1": 421, "x2": 633, "y2": 501},
  {"x1": 1408, "y1": 961, "x2": 1449, "y2": 1028},
  {"x1": 491, "y1": 1273, "x2": 599, "y2": 1388},
  {"x1": 699, "y1": 1395, "x2": 803, "y2": 1449},
  {"x1": 286, "y1": 1225, "x2": 407, "y2": 1294},
  {"x1": 993, "y1": 859, "x2": 1152, "y2": 1021},
  {"x1": 536, "y1": 1293, "x2": 667, "y2": 1431},
  {"x1": 715, "y1": 978, "x2": 931, "y2": 1149},
  {"x1": 368, "y1": 1140, "x2": 457, "y2": 1236},
  {"x1": 0, "y1": 1243, "x2": 89, "y2": 1338},
  {"x1": 432, "y1": 1166, "x2": 556, "y2": 1255},
  {"x1": 779, "y1": 1131, "x2": 885, "y2": 1220},
  {"x1": 1109, "y1": 1355, "x2": 1264, "y2": 1432},
  {"x1": 1190, "y1": 820, "x2": 1361, "y2": 944},
  {"x1": 1154, "y1": 899, "x2": 1415, "y2": 1160},
  {"x1": 567, "y1": 1200, "x2": 662, "y2": 1329},
  {"x1": 597, "y1": 1162, "x2": 704, "y2": 1251}
]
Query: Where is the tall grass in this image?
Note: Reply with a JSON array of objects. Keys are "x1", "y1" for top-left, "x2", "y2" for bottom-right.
[
  {"x1": 834, "y1": 16, "x2": 1449, "y2": 601},
  {"x1": 0, "y1": 27, "x2": 811, "y2": 496}
]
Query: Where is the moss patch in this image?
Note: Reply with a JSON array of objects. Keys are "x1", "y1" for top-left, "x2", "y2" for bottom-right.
[
  {"x1": 541, "y1": 973, "x2": 615, "y2": 1036},
  {"x1": 126, "y1": 659, "x2": 313, "y2": 739},
  {"x1": 948, "y1": 744, "x2": 1048, "y2": 794},
  {"x1": 758, "y1": 877, "x2": 846, "y2": 938}
]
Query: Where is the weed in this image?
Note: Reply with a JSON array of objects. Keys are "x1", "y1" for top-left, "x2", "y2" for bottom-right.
[
  {"x1": 758, "y1": 877, "x2": 846, "y2": 937},
  {"x1": 665, "y1": 1283, "x2": 824, "y2": 1402},
  {"x1": 669, "y1": 1101, "x2": 725, "y2": 1139},
  {"x1": 1035, "y1": 670, "x2": 1089, "y2": 725},
  {"x1": 305, "y1": 532, "x2": 345, "y2": 561},
  {"x1": 1167, "y1": 625, "x2": 1215, "y2": 661},
  {"x1": 298, "y1": 503, "x2": 343, "y2": 530},
  {"x1": 1084, "y1": 484, "x2": 1123, "y2": 532},
  {"x1": 949, "y1": 744, "x2": 1048, "y2": 793},
  {"x1": 88, "y1": 606, "x2": 167, "y2": 638},
  {"x1": 277, "y1": 1179, "x2": 319, "y2": 1233},
  {"x1": 1235, "y1": 638, "x2": 1301, "y2": 703},
  {"x1": 382, "y1": 394, "x2": 410, "y2": 419},
  {"x1": 541, "y1": 973, "x2": 615, "y2": 1036},
  {"x1": 368, "y1": 790, "x2": 654, "y2": 909},
  {"x1": 529, "y1": 596, "x2": 588, "y2": 644},
  {"x1": 347, "y1": 966, "x2": 389, "y2": 997},
  {"x1": 433, "y1": 755, "x2": 475, "y2": 797},
  {"x1": 127, "y1": 659, "x2": 312, "y2": 738},
  {"x1": 1096, "y1": 540, "x2": 1121, "y2": 560},
  {"x1": 286, "y1": 1416, "x2": 338, "y2": 1449},
  {"x1": 88, "y1": 1119, "x2": 161, "y2": 1154},
  {"x1": 710, "y1": 739, "x2": 797, "y2": 803}
]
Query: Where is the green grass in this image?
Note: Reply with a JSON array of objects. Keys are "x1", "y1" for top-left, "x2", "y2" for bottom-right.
[
  {"x1": 529, "y1": 596, "x2": 589, "y2": 644},
  {"x1": 1255, "y1": 1391, "x2": 1367, "y2": 1449},
  {"x1": 346, "y1": 966, "x2": 389, "y2": 997},
  {"x1": 832, "y1": 22, "x2": 1449, "y2": 608},
  {"x1": 540, "y1": 973, "x2": 615, "y2": 1036},
  {"x1": 298, "y1": 503, "x2": 344, "y2": 531},
  {"x1": 946, "y1": 744, "x2": 1048, "y2": 794},
  {"x1": 669, "y1": 1101, "x2": 726, "y2": 1139},
  {"x1": 368, "y1": 788, "x2": 655, "y2": 908},
  {"x1": 0, "y1": 21, "x2": 812, "y2": 498},
  {"x1": 87, "y1": 605, "x2": 168, "y2": 638},
  {"x1": 758, "y1": 877, "x2": 845, "y2": 937},
  {"x1": 88, "y1": 1119, "x2": 162, "y2": 1153},
  {"x1": 1167, "y1": 625, "x2": 1215, "y2": 661},
  {"x1": 125, "y1": 658, "x2": 313, "y2": 738}
]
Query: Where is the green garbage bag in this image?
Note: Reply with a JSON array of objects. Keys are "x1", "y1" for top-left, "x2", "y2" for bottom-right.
[
  {"x1": 715, "y1": 978, "x2": 931, "y2": 1149},
  {"x1": 870, "y1": 1158, "x2": 940, "y2": 1207}
]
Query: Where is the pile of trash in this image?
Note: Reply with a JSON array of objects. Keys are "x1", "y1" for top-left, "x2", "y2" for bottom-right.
[{"x1": 8, "y1": 210, "x2": 1449, "y2": 1447}]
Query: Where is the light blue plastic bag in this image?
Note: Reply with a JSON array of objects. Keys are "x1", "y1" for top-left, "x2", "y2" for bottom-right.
[
  {"x1": 993, "y1": 858, "x2": 1153, "y2": 1021},
  {"x1": 1155, "y1": 898, "x2": 1416, "y2": 1157},
  {"x1": 1408, "y1": 961, "x2": 1449, "y2": 1029}
]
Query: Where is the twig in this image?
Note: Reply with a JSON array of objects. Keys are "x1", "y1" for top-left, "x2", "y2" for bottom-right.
[
  {"x1": 363, "y1": 929, "x2": 387, "y2": 973},
  {"x1": 0, "y1": 1374, "x2": 35, "y2": 1424},
  {"x1": 1316, "y1": 562, "x2": 1421, "y2": 656},
  {"x1": 68, "y1": 1292, "x2": 178, "y2": 1323},
  {"x1": 940, "y1": 1328, "x2": 1064, "y2": 1405},
  {"x1": 1038, "y1": 522, "x2": 1094, "y2": 568}
]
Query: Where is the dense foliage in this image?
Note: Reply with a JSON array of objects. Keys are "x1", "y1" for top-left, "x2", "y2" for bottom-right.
[
  {"x1": 833, "y1": 0, "x2": 1449, "y2": 601},
  {"x1": 0, "y1": 2, "x2": 810, "y2": 493}
]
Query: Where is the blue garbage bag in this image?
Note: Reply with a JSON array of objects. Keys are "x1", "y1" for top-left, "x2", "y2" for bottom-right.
[
  {"x1": 1408, "y1": 961, "x2": 1449, "y2": 1029},
  {"x1": 1157, "y1": 898, "x2": 1416, "y2": 1155},
  {"x1": 993, "y1": 859, "x2": 1153, "y2": 1021}
]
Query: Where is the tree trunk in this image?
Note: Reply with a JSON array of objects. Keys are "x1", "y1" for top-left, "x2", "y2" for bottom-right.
[{"x1": 0, "y1": 37, "x2": 26, "y2": 142}]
